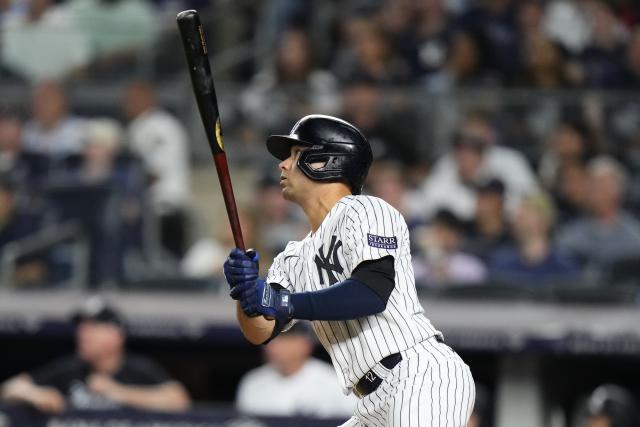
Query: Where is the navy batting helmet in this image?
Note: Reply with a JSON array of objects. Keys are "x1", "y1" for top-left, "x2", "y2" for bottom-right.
[{"x1": 266, "y1": 115, "x2": 373, "y2": 195}]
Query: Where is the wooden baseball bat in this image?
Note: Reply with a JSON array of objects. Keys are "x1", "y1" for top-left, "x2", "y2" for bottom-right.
[{"x1": 176, "y1": 9, "x2": 245, "y2": 251}]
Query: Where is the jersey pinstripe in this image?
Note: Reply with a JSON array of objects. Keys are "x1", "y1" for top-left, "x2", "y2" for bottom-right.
[
  {"x1": 265, "y1": 195, "x2": 442, "y2": 393},
  {"x1": 339, "y1": 336, "x2": 475, "y2": 427}
]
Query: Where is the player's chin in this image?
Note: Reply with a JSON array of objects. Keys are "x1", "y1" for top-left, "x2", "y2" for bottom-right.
[{"x1": 281, "y1": 187, "x2": 294, "y2": 201}]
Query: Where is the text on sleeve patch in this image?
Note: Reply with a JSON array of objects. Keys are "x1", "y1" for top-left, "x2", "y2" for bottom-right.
[{"x1": 367, "y1": 234, "x2": 398, "y2": 249}]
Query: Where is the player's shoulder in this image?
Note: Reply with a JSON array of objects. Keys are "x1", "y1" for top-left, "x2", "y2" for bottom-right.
[
  {"x1": 343, "y1": 195, "x2": 402, "y2": 220},
  {"x1": 282, "y1": 237, "x2": 307, "y2": 256},
  {"x1": 271, "y1": 238, "x2": 307, "y2": 264}
]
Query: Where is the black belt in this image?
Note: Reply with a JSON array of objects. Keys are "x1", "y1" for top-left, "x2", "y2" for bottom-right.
[
  {"x1": 353, "y1": 335, "x2": 445, "y2": 399},
  {"x1": 353, "y1": 352, "x2": 402, "y2": 398}
]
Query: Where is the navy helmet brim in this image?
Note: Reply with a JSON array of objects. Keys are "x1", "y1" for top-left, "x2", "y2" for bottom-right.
[{"x1": 266, "y1": 135, "x2": 314, "y2": 161}]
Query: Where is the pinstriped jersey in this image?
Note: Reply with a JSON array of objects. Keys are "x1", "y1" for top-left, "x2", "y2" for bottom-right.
[{"x1": 266, "y1": 195, "x2": 442, "y2": 393}]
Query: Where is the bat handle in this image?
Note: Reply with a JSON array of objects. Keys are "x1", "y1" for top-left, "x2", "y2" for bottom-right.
[{"x1": 213, "y1": 153, "x2": 245, "y2": 251}]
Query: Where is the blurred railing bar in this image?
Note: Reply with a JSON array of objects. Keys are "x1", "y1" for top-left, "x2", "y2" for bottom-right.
[{"x1": 0, "y1": 221, "x2": 88, "y2": 289}]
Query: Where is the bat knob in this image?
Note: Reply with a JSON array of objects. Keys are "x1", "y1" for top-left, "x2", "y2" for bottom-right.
[
  {"x1": 245, "y1": 248, "x2": 257, "y2": 262},
  {"x1": 176, "y1": 9, "x2": 198, "y2": 21}
]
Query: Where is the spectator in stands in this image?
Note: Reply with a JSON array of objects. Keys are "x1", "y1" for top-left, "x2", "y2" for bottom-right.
[
  {"x1": 22, "y1": 81, "x2": 86, "y2": 158},
  {"x1": 0, "y1": 297, "x2": 190, "y2": 413},
  {"x1": 78, "y1": 119, "x2": 123, "y2": 183},
  {"x1": 543, "y1": 0, "x2": 591, "y2": 55},
  {"x1": 538, "y1": 120, "x2": 594, "y2": 188},
  {"x1": 557, "y1": 156, "x2": 640, "y2": 277},
  {"x1": 236, "y1": 322, "x2": 353, "y2": 418},
  {"x1": 516, "y1": 33, "x2": 570, "y2": 88},
  {"x1": 241, "y1": 27, "x2": 339, "y2": 135},
  {"x1": 464, "y1": 179, "x2": 513, "y2": 260},
  {"x1": 0, "y1": 0, "x2": 90, "y2": 82},
  {"x1": 489, "y1": 191, "x2": 579, "y2": 286},
  {"x1": 412, "y1": 209, "x2": 487, "y2": 288},
  {"x1": 575, "y1": 0, "x2": 628, "y2": 88},
  {"x1": 418, "y1": 112, "x2": 538, "y2": 221},
  {"x1": 123, "y1": 80, "x2": 191, "y2": 258},
  {"x1": 551, "y1": 161, "x2": 590, "y2": 225},
  {"x1": 0, "y1": 114, "x2": 23, "y2": 176},
  {"x1": 399, "y1": 0, "x2": 456, "y2": 82},
  {"x1": 428, "y1": 29, "x2": 488, "y2": 91},
  {"x1": 341, "y1": 80, "x2": 421, "y2": 167},
  {"x1": 623, "y1": 28, "x2": 640, "y2": 88},
  {"x1": 332, "y1": 15, "x2": 412, "y2": 85},
  {"x1": 66, "y1": 0, "x2": 157, "y2": 79},
  {"x1": 575, "y1": 384, "x2": 639, "y2": 427},
  {"x1": 423, "y1": 27, "x2": 488, "y2": 93},
  {"x1": 458, "y1": 0, "x2": 520, "y2": 82},
  {"x1": 415, "y1": 127, "x2": 487, "y2": 222},
  {"x1": 517, "y1": 0, "x2": 545, "y2": 42},
  {"x1": 79, "y1": 119, "x2": 145, "y2": 279},
  {"x1": 365, "y1": 161, "x2": 412, "y2": 217}
]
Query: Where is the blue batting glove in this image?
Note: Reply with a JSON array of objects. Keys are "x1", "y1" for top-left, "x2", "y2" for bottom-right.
[
  {"x1": 223, "y1": 248, "x2": 259, "y2": 289},
  {"x1": 230, "y1": 279, "x2": 256, "y2": 300},
  {"x1": 234, "y1": 278, "x2": 261, "y2": 317}
]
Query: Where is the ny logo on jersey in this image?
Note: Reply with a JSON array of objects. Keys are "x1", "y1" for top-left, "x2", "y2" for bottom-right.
[{"x1": 314, "y1": 235, "x2": 344, "y2": 285}]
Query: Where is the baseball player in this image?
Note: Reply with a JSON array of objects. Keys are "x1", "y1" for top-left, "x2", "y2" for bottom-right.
[{"x1": 224, "y1": 115, "x2": 475, "y2": 426}]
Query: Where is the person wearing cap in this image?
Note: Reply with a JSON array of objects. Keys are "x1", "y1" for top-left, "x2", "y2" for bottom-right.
[
  {"x1": 0, "y1": 298, "x2": 190, "y2": 413},
  {"x1": 410, "y1": 113, "x2": 538, "y2": 222},
  {"x1": 464, "y1": 178, "x2": 514, "y2": 260},
  {"x1": 577, "y1": 384, "x2": 639, "y2": 427},
  {"x1": 236, "y1": 322, "x2": 354, "y2": 418},
  {"x1": 412, "y1": 209, "x2": 487, "y2": 288}
]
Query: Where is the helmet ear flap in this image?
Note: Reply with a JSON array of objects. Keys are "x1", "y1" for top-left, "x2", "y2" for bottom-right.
[{"x1": 297, "y1": 149, "x2": 354, "y2": 185}]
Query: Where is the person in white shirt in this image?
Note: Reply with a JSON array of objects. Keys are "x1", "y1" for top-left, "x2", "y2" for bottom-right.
[
  {"x1": 1, "y1": 0, "x2": 90, "y2": 82},
  {"x1": 412, "y1": 113, "x2": 538, "y2": 222},
  {"x1": 236, "y1": 322, "x2": 354, "y2": 418},
  {"x1": 123, "y1": 80, "x2": 191, "y2": 257}
]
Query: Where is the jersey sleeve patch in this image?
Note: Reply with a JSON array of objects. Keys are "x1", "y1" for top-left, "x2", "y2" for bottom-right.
[{"x1": 367, "y1": 233, "x2": 398, "y2": 249}]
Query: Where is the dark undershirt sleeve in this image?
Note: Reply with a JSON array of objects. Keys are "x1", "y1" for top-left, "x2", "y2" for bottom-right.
[
  {"x1": 351, "y1": 255, "x2": 395, "y2": 302},
  {"x1": 288, "y1": 256, "x2": 395, "y2": 321}
]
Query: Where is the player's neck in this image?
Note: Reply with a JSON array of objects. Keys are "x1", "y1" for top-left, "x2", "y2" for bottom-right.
[{"x1": 300, "y1": 185, "x2": 352, "y2": 233}]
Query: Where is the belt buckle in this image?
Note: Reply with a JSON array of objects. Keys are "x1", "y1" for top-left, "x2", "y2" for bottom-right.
[{"x1": 353, "y1": 386, "x2": 364, "y2": 399}]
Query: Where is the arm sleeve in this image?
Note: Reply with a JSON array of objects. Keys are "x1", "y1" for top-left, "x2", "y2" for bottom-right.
[{"x1": 290, "y1": 256, "x2": 395, "y2": 321}]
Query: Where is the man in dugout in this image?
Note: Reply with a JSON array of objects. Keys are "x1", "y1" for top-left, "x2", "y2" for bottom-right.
[{"x1": 0, "y1": 297, "x2": 190, "y2": 413}]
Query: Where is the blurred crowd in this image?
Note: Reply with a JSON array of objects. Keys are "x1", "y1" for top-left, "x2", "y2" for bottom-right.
[
  {"x1": 3, "y1": 0, "x2": 640, "y2": 89},
  {"x1": 1, "y1": 2, "x2": 640, "y2": 426},
  {"x1": 1, "y1": 0, "x2": 640, "y2": 295}
]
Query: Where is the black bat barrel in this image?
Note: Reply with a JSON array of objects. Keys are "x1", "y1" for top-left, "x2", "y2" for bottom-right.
[{"x1": 176, "y1": 10, "x2": 225, "y2": 154}]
